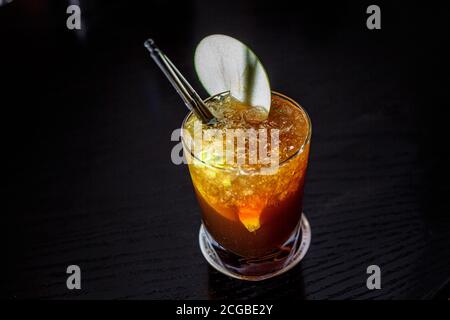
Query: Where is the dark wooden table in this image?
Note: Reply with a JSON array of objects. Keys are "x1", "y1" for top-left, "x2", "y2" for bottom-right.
[{"x1": 2, "y1": 0, "x2": 449, "y2": 299}]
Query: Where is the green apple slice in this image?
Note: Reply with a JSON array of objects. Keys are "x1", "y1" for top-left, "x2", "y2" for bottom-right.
[{"x1": 194, "y1": 34, "x2": 271, "y2": 115}]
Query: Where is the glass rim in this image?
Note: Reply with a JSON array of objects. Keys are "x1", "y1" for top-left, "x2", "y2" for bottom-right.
[{"x1": 181, "y1": 90, "x2": 312, "y2": 172}]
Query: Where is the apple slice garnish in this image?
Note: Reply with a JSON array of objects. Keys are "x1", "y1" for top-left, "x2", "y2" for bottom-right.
[{"x1": 194, "y1": 34, "x2": 271, "y2": 116}]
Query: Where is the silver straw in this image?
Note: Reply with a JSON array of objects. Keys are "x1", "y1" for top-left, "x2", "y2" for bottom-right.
[{"x1": 144, "y1": 39, "x2": 216, "y2": 124}]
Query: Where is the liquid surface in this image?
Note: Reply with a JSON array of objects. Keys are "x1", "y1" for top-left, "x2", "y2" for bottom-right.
[{"x1": 184, "y1": 93, "x2": 309, "y2": 169}]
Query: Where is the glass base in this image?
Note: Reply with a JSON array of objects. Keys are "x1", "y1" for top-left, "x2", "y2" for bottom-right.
[{"x1": 199, "y1": 213, "x2": 311, "y2": 281}]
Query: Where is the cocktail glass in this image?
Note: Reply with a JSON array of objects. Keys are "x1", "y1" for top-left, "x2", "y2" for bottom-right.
[{"x1": 182, "y1": 91, "x2": 311, "y2": 281}]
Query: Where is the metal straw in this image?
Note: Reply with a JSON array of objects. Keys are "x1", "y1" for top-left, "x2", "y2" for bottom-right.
[{"x1": 144, "y1": 39, "x2": 216, "y2": 124}]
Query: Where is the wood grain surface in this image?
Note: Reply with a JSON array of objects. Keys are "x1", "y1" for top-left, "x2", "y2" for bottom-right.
[{"x1": 2, "y1": 0, "x2": 449, "y2": 299}]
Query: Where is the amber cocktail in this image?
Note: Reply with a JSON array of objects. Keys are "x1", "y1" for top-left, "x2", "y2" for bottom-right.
[{"x1": 182, "y1": 91, "x2": 311, "y2": 280}]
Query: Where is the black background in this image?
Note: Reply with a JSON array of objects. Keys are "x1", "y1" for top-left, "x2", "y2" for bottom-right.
[{"x1": 1, "y1": 0, "x2": 449, "y2": 299}]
